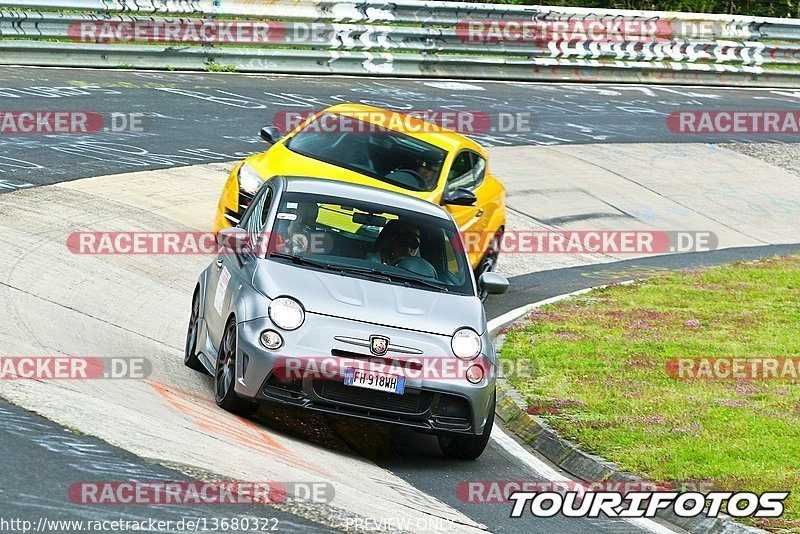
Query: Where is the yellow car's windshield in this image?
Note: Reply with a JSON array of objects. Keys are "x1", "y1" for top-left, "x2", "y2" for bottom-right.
[{"x1": 284, "y1": 112, "x2": 447, "y2": 192}]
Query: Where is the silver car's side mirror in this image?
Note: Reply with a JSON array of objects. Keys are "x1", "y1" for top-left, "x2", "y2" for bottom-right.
[
  {"x1": 216, "y1": 227, "x2": 250, "y2": 252},
  {"x1": 479, "y1": 271, "x2": 509, "y2": 295}
]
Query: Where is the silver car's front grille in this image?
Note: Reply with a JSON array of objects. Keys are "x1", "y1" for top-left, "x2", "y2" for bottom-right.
[
  {"x1": 333, "y1": 336, "x2": 424, "y2": 355},
  {"x1": 313, "y1": 380, "x2": 432, "y2": 414},
  {"x1": 329, "y1": 349, "x2": 424, "y2": 371}
]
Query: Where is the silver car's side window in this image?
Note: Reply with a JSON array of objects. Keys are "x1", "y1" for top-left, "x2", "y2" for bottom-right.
[
  {"x1": 260, "y1": 188, "x2": 273, "y2": 227},
  {"x1": 239, "y1": 186, "x2": 272, "y2": 251}
]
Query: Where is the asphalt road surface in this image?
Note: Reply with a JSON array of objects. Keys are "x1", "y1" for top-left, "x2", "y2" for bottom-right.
[
  {"x1": 0, "y1": 400, "x2": 331, "y2": 534},
  {"x1": 2, "y1": 66, "x2": 798, "y2": 534},
  {"x1": 4, "y1": 243, "x2": 799, "y2": 533},
  {"x1": 2, "y1": 66, "x2": 800, "y2": 190}
]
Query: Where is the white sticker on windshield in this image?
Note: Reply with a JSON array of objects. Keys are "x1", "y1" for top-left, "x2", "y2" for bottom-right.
[
  {"x1": 213, "y1": 266, "x2": 231, "y2": 315},
  {"x1": 276, "y1": 213, "x2": 297, "y2": 220},
  {"x1": 286, "y1": 202, "x2": 298, "y2": 209}
]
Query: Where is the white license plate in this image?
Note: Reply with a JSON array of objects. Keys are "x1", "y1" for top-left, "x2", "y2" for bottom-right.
[{"x1": 343, "y1": 367, "x2": 405, "y2": 395}]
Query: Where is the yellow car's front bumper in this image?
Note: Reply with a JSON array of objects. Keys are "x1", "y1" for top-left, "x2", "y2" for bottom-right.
[{"x1": 215, "y1": 162, "x2": 247, "y2": 230}]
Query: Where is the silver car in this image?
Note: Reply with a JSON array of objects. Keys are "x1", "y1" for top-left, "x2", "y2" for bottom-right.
[{"x1": 185, "y1": 176, "x2": 508, "y2": 459}]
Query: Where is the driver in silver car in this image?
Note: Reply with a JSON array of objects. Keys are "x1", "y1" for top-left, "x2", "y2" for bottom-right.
[
  {"x1": 377, "y1": 223, "x2": 440, "y2": 279},
  {"x1": 378, "y1": 224, "x2": 421, "y2": 265},
  {"x1": 386, "y1": 228, "x2": 421, "y2": 264}
]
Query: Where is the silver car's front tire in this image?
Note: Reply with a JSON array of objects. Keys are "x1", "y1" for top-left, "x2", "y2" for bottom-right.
[
  {"x1": 214, "y1": 318, "x2": 258, "y2": 416},
  {"x1": 438, "y1": 391, "x2": 495, "y2": 460}
]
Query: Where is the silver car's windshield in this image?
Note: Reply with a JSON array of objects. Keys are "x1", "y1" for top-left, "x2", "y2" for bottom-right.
[
  {"x1": 265, "y1": 192, "x2": 473, "y2": 296},
  {"x1": 284, "y1": 113, "x2": 447, "y2": 192}
]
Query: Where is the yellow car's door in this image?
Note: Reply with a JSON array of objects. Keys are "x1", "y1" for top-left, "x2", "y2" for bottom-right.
[{"x1": 440, "y1": 150, "x2": 492, "y2": 269}]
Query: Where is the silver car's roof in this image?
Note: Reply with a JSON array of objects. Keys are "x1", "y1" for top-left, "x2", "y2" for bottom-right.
[{"x1": 277, "y1": 176, "x2": 451, "y2": 221}]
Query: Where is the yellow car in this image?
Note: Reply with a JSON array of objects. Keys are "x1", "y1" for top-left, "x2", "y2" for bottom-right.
[{"x1": 215, "y1": 103, "x2": 505, "y2": 280}]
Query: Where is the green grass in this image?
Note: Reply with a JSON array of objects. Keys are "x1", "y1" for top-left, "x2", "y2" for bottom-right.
[
  {"x1": 500, "y1": 255, "x2": 800, "y2": 531},
  {"x1": 203, "y1": 63, "x2": 237, "y2": 72}
]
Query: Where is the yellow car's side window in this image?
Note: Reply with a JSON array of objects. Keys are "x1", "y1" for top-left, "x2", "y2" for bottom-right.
[{"x1": 446, "y1": 150, "x2": 486, "y2": 192}]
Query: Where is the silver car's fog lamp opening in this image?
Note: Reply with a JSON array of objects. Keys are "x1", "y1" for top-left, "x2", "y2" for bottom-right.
[
  {"x1": 238, "y1": 163, "x2": 264, "y2": 196},
  {"x1": 466, "y1": 364, "x2": 484, "y2": 384},
  {"x1": 260, "y1": 329, "x2": 284, "y2": 350},
  {"x1": 451, "y1": 328, "x2": 481, "y2": 360},
  {"x1": 268, "y1": 297, "x2": 305, "y2": 330}
]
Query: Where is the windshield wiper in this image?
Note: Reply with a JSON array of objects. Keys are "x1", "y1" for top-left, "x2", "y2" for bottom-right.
[
  {"x1": 322, "y1": 264, "x2": 446, "y2": 289},
  {"x1": 384, "y1": 272, "x2": 450, "y2": 292},
  {"x1": 268, "y1": 252, "x2": 333, "y2": 270},
  {"x1": 332, "y1": 265, "x2": 394, "y2": 281},
  {"x1": 269, "y1": 254, "x2": 391, "y2": 282},
  {"x1": 269, "y1": 253, "x2": 448, "y2": 290}
]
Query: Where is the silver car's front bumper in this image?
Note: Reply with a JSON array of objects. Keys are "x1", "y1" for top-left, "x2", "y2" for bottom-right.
[{"x1": 232, "y1": 313, "x2": 496, "y2": 435}]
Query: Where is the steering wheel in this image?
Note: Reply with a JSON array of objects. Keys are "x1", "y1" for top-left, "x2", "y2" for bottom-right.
[
  {"x1": 390, "y1": 256, "x2": 438, "y2": 278},
  {"x1": 391, "y1": 168, "x2": 428, "y2": 187}
]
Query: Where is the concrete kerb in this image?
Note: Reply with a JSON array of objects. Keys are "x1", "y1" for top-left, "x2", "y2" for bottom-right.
[{"x1": 487, "y1": 283, "x2": 766, "y2": 534}]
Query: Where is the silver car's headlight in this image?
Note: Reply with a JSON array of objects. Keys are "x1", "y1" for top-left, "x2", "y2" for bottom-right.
[
  {"x1": 269, "y1": 297, "x2": 305, "y2": 330},
  {"x1": 238, "y1": 163, "x2": 264, "y2": 196},
  {"x1": 452, "y1": 328, "x2": 481, "y2": 360}
]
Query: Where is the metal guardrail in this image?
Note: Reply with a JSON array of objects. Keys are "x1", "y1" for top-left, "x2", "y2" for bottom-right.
[{"x1": 0, "y1": 0, "x2": 799, "y2": 86}]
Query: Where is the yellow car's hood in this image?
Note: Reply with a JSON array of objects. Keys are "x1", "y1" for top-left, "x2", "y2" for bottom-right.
[{"x1": 246, "y1": 143, "x2": 441, "y2": 204}]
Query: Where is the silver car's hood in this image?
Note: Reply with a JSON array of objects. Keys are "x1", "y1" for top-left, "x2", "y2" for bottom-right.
[{"x1": 254, "y1": 260, "x2": 485, "y2": 336}]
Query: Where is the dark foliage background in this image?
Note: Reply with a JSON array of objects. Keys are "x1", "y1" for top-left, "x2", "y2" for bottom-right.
[{"x1": 455, "y1": 0, "x2": 798, "y2": 18}]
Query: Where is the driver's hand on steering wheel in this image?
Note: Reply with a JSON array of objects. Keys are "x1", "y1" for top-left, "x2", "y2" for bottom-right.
[{"x1": 288, "y1": 233, "x2": 309, "y2": 255}]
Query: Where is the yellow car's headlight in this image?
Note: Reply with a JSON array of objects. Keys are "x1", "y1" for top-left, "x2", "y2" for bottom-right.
[{"x1": 238, "y1": 163, "x2": 264, "y2": 196}]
